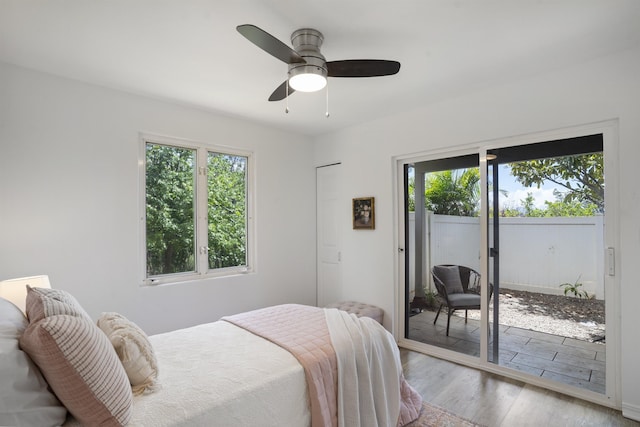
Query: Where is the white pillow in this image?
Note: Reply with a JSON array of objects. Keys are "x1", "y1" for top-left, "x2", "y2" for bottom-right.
[
  {"x1": 98, "y1": 312, "x2": 160, "y2": 395},
  {"x1": 0, "y1": 297, "x2": 67, "y2": 426}
]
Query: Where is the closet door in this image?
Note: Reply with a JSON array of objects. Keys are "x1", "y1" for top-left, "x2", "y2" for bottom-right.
[{"x1": 316, "y1": 164, "x2": 342, "y2": 307}]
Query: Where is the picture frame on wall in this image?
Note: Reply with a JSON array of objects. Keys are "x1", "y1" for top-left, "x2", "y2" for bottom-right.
[{"x1": 352, "y1": 197, "x2": 375, "y2": 230}]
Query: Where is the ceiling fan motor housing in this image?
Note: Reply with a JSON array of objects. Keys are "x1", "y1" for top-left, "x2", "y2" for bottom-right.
[{"x1": 288, "y1": 28, "x2": 328, "y2": 83}]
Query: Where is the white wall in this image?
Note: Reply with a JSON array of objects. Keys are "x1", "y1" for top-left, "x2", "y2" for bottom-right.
[
  {"x1": 0, "y1": 62, "x2": 317, "y2": 335},
  {"x1": 313, "y1": 47, "x2": 640, "y2": 417}
]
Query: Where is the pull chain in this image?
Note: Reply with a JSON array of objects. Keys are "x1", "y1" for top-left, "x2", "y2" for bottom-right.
[
  {"x1": 325, "y1": 80, "x2": 330, "y2": 118},
  {"x1": 285, "y1": 79, "x2": 290, "y2": 114},
  {"x1": 283, "y1": 78, "x2": 330, "y2": 117}
]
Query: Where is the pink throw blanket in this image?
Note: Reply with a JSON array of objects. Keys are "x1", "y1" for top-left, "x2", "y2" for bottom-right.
[{"x1": 223, "y1": 304, "x2": 422, "y2": 427}]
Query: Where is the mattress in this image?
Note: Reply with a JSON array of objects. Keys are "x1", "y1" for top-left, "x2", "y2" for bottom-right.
[{"x1": 63, "y1": 320, "x2": 310, "y2": 426}]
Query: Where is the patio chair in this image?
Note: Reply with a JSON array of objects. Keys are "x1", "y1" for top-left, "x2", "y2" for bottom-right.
[{"x1": 431, "y1": 265, "x2": 493, "y2": 336}]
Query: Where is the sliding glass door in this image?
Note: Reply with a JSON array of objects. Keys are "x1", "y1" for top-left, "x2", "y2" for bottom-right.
[
  {"x1": 405, "y1": 154, "x2": 485, "y2": 359},
  {"x1": 400, "y1": 128, "x2": 616, "y2": 403},
  {"x1": 486, "y1": 135, "x2": 607, "y2": 394}
]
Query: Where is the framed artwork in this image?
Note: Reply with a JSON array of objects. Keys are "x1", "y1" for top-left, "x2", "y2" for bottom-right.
[{"x1": 352, "y1": 197, "x2": 375, "y2": 230}]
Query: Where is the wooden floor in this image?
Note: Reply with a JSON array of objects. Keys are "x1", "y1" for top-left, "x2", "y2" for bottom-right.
[
  {"x1": 400, "y1": 348, "x2": 639, "y2": 426},
  {"x1": 408, "y1": 309, "x2": 606, "y2": 393}
]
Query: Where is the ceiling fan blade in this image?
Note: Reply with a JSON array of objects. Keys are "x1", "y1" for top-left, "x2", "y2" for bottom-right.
[
  {"x1": 268, "y1": 80, "x2": 295, "y2": 102},
  {"x1": 327, "y1": 60, "x2": 401, "y2": 77},
  {"x1": 237, "y1": 24, "x2": 306, "y2": 65}
]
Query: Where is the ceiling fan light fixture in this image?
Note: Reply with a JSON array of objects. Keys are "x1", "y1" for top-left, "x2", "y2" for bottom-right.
[
  {"x1": 289, "y1": 66, "x2": 327, "y2": 92},
  {"x1": 237, "y1": 25, "x2": 401, "y2": 102}
]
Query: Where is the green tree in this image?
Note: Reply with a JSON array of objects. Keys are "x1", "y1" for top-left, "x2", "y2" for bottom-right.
[
  {"x1": 407, "y1": 175, "x2": 416, "y2": 212},
  {"x1": 520, "y1": 193, "x2": 544, "y2": 217},
  {"x1": 508, "y1": 153, "x2": 603, "y2": 212},
  {"x1": 424, "y1": 168, "x2": 480, "y2": 216},
  {"x1": 542, "y1": 198, "x2": 598, "y2": 217},
  {"x1": 516, "y1": 191, "x2": 598, "y2": 217},
  {"x1": 145, "y1": 145, "x2": 248, "y2": 276},
  {"x1": 146, "y1": 144, "x2": 196, "y2": 276},
  {"x1": 500, "y1": 207, "x2": 521, "y2": 217},
  {"x1": 207, "y1": 153, "x2": 247, "y2": 269},
  {"x1": 499, "y1": 191, "x2": 599, "y2": 218}
]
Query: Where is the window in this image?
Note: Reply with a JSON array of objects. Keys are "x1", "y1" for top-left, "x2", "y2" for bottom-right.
[{"x1": 141, "y1": 134, "x2": 253, "y2": 284}]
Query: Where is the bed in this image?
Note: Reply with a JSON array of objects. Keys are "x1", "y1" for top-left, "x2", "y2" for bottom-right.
[{"x1": 1, "y1": 287, "x2": 422, "y2": 427}]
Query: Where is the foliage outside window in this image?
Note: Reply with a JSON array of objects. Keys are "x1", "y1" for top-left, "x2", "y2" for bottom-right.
[
  {"x1": 145, "y1": 144, "x2": 196, "y2": 276},
  {"x1": 408, "y1": 152, "x2": 603, "y2": 218},
  {"x1": 207, "y1": 153, "x2": 247, "y2": 269},
  {"x1": 508, "y1": 153, "x2": 603, "y2": 214},
  {"x1": 424, "y1": 168, "x2": 480, "y2": 217},
  {"x1": 407, "y1": 168, "x2": 480, "y2": 217},
  {"x1": 143, "y1": 137, "x2": 252, "y2": 284}
]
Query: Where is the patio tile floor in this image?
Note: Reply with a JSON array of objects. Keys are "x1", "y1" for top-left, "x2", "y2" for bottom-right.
[{"x1": 408, "y1": 310, "x2": 606, "y2": 394}]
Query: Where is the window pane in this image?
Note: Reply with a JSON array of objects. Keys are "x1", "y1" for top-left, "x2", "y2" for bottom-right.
[
  {"x1": 207, "y1": 153, "x2": 247, "y2": 269},
  {"x1": 146, "y1": 143, "x2": 196, "y2": 276}
]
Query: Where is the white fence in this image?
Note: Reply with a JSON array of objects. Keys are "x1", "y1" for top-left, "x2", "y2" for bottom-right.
[{"x1": 408, "y1": 212, "x2": 604, "y2": 299}]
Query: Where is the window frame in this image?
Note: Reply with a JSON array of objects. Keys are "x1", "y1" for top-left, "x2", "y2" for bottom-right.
[{"x1": 139, "y1": 133, "x2": 255, "y2": 286}]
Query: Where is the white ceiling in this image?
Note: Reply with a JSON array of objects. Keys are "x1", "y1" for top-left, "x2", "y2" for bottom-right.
[{"x1": 2, "y1": 1, "x2": 639, "y2": 137}]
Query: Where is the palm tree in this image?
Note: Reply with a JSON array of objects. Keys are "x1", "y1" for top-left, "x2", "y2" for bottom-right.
[{"x1": 424, "y1": 168, "x2": 480, "y2": 217}]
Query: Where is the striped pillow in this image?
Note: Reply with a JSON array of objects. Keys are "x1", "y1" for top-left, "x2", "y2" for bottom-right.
[
  {"x1": 24, "y1": 286, "x2": 93, "y2": 324},
  {"x1": 20, "y1": 288, "x2": 132, "y2": 426}
]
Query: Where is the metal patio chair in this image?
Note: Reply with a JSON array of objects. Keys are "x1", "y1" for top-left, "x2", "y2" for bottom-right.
[{"x1": 431, "y1": 264, "x2": 492, "y2": 336}]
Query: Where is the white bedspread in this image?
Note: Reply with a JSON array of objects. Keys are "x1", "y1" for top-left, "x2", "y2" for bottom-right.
[
  {"x1": 324, "y1": 308, "x2": 402, "y2": 427},
  {"x1": 63, "y1": 321, "x2": 310, "y2": 427}
]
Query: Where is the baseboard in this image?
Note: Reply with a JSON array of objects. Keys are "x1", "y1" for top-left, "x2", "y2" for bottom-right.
[{"x1": 622, "y1": 402, "x2": 640, "y2": 421}]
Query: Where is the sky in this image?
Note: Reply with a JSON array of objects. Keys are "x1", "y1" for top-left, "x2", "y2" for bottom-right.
[{"x1": 497, "y1": 164, "x2": 559, "y2": 210}]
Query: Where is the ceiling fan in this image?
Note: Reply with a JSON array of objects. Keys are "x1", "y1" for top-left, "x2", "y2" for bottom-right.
[{"x1": 237, "y1": 24, "x2": 401, "y2": 102}]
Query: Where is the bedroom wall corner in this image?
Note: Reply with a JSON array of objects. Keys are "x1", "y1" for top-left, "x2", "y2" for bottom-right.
[{"x1": 0, "y1": 62, "x2": 317, "y2": 335}]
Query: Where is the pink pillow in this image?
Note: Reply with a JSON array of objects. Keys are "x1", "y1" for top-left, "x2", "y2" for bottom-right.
[
  {"x1": 24, "y1": 286, "x2": 93, "y2": 324},
  {"x1": 20, "y1": 287, "x2": 132, "y2": 426}
]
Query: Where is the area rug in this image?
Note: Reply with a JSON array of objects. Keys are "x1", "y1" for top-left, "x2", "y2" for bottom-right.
[{"x1": 406, "y1": 401, "x2": 484, "y2": 427}]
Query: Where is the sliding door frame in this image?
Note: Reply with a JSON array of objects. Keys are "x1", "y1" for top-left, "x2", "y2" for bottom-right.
[{"x1": 393, "y1": 120, "x2": 620, "y2": 409}]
